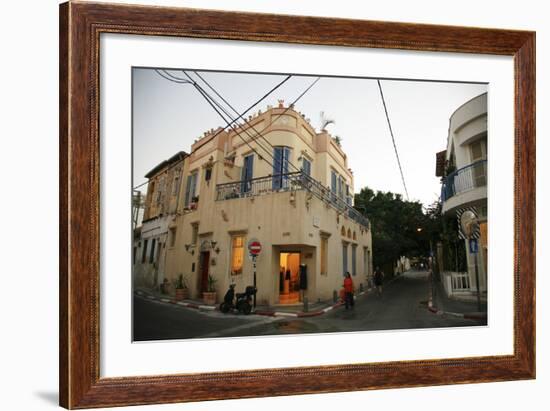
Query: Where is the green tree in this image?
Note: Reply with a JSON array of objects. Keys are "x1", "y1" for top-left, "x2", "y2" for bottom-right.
[{"x1": 354, "y1": 187, "x2": 436, "y2": 271}]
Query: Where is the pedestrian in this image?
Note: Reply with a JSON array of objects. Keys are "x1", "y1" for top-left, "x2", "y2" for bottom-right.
[
  {"x1": 343, "y1": 272, "x2": 354, "y2": 309},
  {"x1": 374, "y1": 266, "x2": 385, "y2": 296}
]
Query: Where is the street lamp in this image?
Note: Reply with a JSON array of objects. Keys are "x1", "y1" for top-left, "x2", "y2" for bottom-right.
[{"x1": 460, "y1": 210, "x2": 482, "y2": 312}]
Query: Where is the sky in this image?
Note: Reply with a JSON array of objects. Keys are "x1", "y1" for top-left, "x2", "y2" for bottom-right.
[{"x1": 133, "y1": 68, "x2": 487, "y2": 207}]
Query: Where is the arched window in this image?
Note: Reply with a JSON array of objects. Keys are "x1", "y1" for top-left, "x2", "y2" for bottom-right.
[{"x1": 341, "y1": 226, "x2": 346, "y2": 236}]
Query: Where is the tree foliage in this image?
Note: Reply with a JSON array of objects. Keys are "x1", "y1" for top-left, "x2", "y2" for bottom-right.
[{"x1": 354, "y1": 187, "x2": 440, "y2": 268}]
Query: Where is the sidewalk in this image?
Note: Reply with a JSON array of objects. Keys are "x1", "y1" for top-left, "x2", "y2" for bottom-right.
[
  {"x1": 429, "y1": 280, "x2": 487, "y2": 321},
  {"x1": 134, "y1": 285, "x2": 381, "y2": 318}
]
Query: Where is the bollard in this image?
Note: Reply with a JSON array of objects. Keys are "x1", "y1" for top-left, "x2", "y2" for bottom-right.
[
  {"x1": 359, "y1": 283, "x2": 364, "y2": 292},
  {"x1": 303, "y1": 296, "x2": 309, "y2": 312},
  {"x1": 333, "y1": 290, "x2": 338, "y2": 303}
]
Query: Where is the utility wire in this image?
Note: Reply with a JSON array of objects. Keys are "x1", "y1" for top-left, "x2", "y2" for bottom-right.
[
  {"x1": 138, "y1": 69, "x2": 321, "y2": 191},
  {"x1": 181, "y1": 71, "x2": 278, "y2": 168},
  {"x1": 187, "y1": 77, "x2": 278, "y2": 170},
  {"x1": 132, "y1": 71, "x2": 292, "y2": 190},
  {"x1": 190, "y1": 70, "x2": 320, "y2": 175},
  {"x1": 168, "y1": 70, "x2": 321, "y2": 185},
  {"x1": 154, "y1": 69, "x2": 191, "y2": 84},
  {"x1": 377, "y1": 79, "x2": 410, "y2": 200},
  {"x1": 191, "y1": 71, "x2": 304, "y2": 174},
  {"x1": 176, "y1": 69, "x2": 319, "y2": 174}
]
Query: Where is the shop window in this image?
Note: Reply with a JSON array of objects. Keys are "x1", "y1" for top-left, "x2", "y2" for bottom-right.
[{"x1": 231, "y1": 236, "x2": 244, "y2": 275}]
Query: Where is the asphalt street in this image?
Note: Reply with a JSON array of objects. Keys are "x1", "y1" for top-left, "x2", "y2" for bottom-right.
[{"x1": 133, "y1": 270, "x2": 485, "y2": 341}]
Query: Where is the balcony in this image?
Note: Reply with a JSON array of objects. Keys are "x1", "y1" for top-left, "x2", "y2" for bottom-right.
[
  {"x1": 441, "y1": 160, "x2": 487, "y2": 213},
  {"x1": 216, "y1": 171, "x2": 370, "y2": 230},
  {"x1": 441, "y1": 160, "x2": 487, "y2": 201}
]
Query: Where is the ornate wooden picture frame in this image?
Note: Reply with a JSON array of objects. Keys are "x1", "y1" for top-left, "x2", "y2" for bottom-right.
[{"x1": 59, "y1": 1, "x2": 535, "y2": 408}]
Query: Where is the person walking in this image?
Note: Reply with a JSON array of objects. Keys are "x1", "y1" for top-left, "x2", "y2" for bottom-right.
[
  {"x1": 373, "y1": 266, "x2": 385, "y2": 296},
  {"x1": 343, "y1": 272, "x2": 354, "y2": 309}
]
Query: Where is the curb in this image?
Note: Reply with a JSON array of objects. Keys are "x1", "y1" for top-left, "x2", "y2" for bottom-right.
[
  {"x1": 425, "y1": 277, "x2": 487, "y2": 321},
  {"x1": 427, "y1": 305, "x2": 487, "y2": 321},
  {"x1": 135, "y1": 289, "x2": 359, "y2": 318}
]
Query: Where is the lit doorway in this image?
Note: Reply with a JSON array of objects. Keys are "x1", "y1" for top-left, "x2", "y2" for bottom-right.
[{"x1": 279, "y1": 252, "x2": 300, "y2": 304}]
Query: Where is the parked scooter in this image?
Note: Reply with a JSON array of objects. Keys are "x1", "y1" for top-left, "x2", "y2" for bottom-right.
[
  {"x1": 219, "y1": 284, "x2": 256, "y2": 315},
  {"x1": 219, "y1": 284, "x2": 235, "y2": 313}
]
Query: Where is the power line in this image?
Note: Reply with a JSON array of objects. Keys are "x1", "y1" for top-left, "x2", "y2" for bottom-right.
[
  {"x1": 132, "y1": 71, "x2": 292, "y2": 190},
  {"x1": 187, "y1": 76, "x2": 278, "y2": 170},
  {"x1": 190, "y1": 70, "x2": 321, "y2": 175},
  {"x1": 377, "y1": 79, "x2": 410, "y2": 200},
  {"x1": 178, "y1": 70, "x2": 320, "y2": 175},
  {"x1": 181, "y1": 71, "x2": 278, "y2": 168},
  {"x1": 154, "y1": 69, "x2": 191, "y2": 84},
  {"x1": 190, "y1": 70, "x2": 302, "y2": 174}
]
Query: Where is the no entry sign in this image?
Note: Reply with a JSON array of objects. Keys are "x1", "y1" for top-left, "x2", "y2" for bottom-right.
[{"x1": 247, "y1": 238, "x2": 262, "y2": 256}]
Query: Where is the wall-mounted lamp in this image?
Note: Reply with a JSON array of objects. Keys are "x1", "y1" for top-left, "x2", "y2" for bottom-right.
[{"x1": 210, "y1": 240, "x2": 217, "y2": 249}]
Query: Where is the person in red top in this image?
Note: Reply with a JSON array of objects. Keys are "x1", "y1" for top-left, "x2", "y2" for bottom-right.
[{"x1": 343, "y1": 272, "x2": 354, "y2": 310}]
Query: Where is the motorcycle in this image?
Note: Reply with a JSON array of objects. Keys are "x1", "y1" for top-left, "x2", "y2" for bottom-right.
[{"x1": 219, "y1": 285, "x2": 256, "y2": 315}]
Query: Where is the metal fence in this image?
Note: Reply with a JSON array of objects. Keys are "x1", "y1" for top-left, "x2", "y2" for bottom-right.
[
  {"x1": 215, "y1": 171, "x2": 370, "y2": 230},
  {"x1": 441, "y1": 160, "x2": 487, "y2": 201}
]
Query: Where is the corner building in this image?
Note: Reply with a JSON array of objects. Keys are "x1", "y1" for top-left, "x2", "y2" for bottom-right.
[{"x1": 150, "y1": 102, "x2": 372, "y2": 305}]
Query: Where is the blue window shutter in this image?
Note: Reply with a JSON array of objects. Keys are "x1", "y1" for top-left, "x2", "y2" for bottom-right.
[
  {"x1": 272, "y1": 147, "x2": 281, "y2": 189},
  {"x1": 282, "y1": 147, "x2": 290, "y2": 187},
  {"x1": 331, "y1": 171, "x2": 337, "y2": 193}
]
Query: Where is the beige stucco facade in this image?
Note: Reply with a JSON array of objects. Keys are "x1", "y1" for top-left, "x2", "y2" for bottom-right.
[
  {"x1": 133, "y1": 152, "x2": 187, "y2": 288},
  {"x1": 134, "y1": 102, "x2": 372, "y2": 306}
]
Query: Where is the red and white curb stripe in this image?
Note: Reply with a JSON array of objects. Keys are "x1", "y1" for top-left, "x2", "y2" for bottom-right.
[
  {"x1": 427, "y1": 305, "x2": 486, "y2": 321},
  {"x1": 135, "y1": 290, "x2": 351, "y2": 318}
]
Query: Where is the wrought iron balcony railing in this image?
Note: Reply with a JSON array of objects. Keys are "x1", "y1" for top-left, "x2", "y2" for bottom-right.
[
  {"x1": 441, "y1": 160, "x2": 487, "y2": 202},
  {"x1": 216, "y1": 171, "x2": 370, "y2": 230}
]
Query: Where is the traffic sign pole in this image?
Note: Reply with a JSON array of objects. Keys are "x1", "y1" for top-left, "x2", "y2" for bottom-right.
[
  {"x1": 247, "y1": 239, "x2": 262, "y2": 311},
  {"x1": 253, "y1": 256, "x2": 257, "y2": 309}
]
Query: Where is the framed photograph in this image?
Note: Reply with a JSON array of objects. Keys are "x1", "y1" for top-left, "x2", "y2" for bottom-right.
[{"x1": 59, "y1": 1, "x2": 535, "y2": 408}]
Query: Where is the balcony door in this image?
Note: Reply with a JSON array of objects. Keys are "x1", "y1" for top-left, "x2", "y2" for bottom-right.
[
  {"x1": 470, "y1": 139, "x2": 487, "y2": 187},
  {"x1": 272, "y1": 146, "x2": 291, "y2": 189},
  {"x1": 241, "y1": 154, "x2": 254, "y2": 194}
]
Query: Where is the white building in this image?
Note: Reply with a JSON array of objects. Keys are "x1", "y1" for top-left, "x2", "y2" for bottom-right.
[{"x1": 436, "y1": 93, "x2": 487, "y2": 299}]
